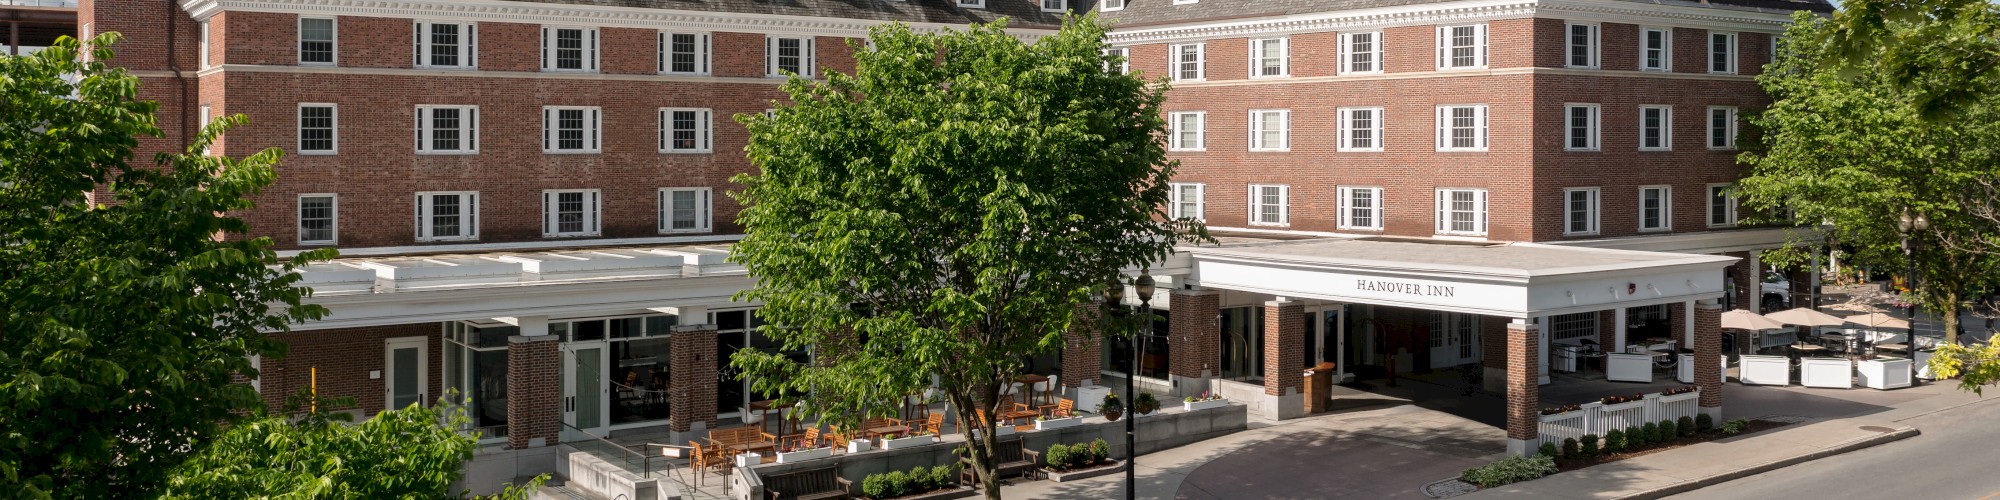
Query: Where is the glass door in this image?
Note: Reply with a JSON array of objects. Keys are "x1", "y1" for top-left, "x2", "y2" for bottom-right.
[
  {"x1": 384, "y1": 337, "x2": 428, "y2": 414},
  {"x1": 562, "y1": 341, "x2": 609, "y2": 437}
]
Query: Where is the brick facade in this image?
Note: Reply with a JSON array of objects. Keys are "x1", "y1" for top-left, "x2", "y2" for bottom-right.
[
  {"x1": 506, "y1": 335, "x2": 560, "y2": 449},
  {"x1": 1694, "y1": 302, "x2": 1724, "y2": 409},
  {"x1": 1669, "y1": 301, "x2": 1687, "y2": 346},
  {"x1": 1167, "y1": 289, "x2": 1220, "y2": 380},
  {"x1": 669, "y1": 324, "x2": 719, "y2": 432},
  {"x1": 257, "y1": 323, "x2": 441, "y2": 415},
  {"x1": 1262, "y1": 301, "x2": 1304, "y2": 396},
  {"x1": 1504, "y1": 321, "x2": 1540, "y2": 442},
  {"x1": 1063, "y1": 302, "x2": 1104, "y2": 388}
]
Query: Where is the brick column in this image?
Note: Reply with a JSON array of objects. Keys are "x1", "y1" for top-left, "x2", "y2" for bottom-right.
[
  {"x1": 1694, "y1": 301, "x2": 1724, "y2": 420},
  {"x1": 506, "y1": 335, "x2": 561, "y2": 450},
  {"x1": 1669, "y1": 303, "x2": 1688, "y2": 348},
  {"x1": 1597, "y1": 310, "x2": 1616, "y2": 350},
  {"x1": 1481, "y1": 316, "x2": 1508, "y2": 392},
  {"x1": 1260, "y1": 300, "x2": 1305, "y2": 419},
  {"x1": 1504, "y1": 319, "x2": 1540, "y2": 456},
  {"x1": 1168, "y1": 289, "x2": 1219, "y2": 396},
  {"x1": 669, "y1": 324, "x2": 719, "y2": 433},
  {"x1": 1063, "y1": 302, "x2": 1104, "y2": 389}
]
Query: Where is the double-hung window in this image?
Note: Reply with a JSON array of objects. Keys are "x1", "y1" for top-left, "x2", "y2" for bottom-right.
[
  {"x1": 1248, "y1": 184, "x2": 1289, "y2": 226},
  {"x1": 300, "y1": 17, "x2": 336, "y2": 65},
  {"x1": 1103, "y1": 47, "x2": 1130, "y2": 75},
  {"x1": 415, "y1": 105, "x2": 478, "y2": 154},
  {"x1": 766, "y1": 35, "x2": 816, "y2": 77},
  {"x1": 1435, "y1": 188, "x2": 1488, "y2": 236},
  {"x1": 197, "y1": 105, "x2": 212, "y2": 155},
  {"x1": 659, "y1": 32, "x2": 711, "y2": 75},
  {"x1": 415, "y1": 191, "x2": 479, "y2": 242},
  {"x1": 1639, "y1": 105, "x2": 1672, "y2": 151},
  {"x1": 1436, "y1": 24, "x2": 1488, "y2": 70},
  {"x1": 1639, "y1": 186, "x2": 1672, "y2": 231},
  {"x1": 1042, "y1": 0, "x2": 1066, "y2": 12},
  {"x1": 1566, "y1": 22, "x2": 1600, "y2": 69},
  {"x1": 1339, "y1": 31, "x2": 1382, "y2": 74},
  {"x1": 1169, "y1": 112, "x2": 1205, "y2": 151},
  {"x1": 1435, "y1": 105, "x2": 1488, "y2": 152},
  {"x1": 542, "y1": 189, "x2": 602, "y2": 237},
  {"x1": 543, "y1": 106, "x2": 602, "y2": 154},
  {"x1": 1171, "y1": 43, "x2": 1205, "y2": 81},
  {"x1": 1168, "y1": 183, "x2": 1205, "y2": 221},
  {"x1": 1100, "y1": 0, "x2": 1124, "y2": 12},
  {"x1": 200, "y1": 21, "x2": 212, "y2": 69},
  {"x1": 1707, "y1": 184, "x2": 1738, "y2": 227},
  {"x1": 1247, "y1": 109, "x2": 1290, "y2": 151},
  {"x1": 299, "y1": 194, "x2": 337, "y2": 245},
  {"x1": 1708, "y1": 106, "x2": 1737, "y2": 150},
  {"x1": 659, "y1": 108, "x2": 713, "y2": 153},
  {"x1": 1249, "y1": 38, "x2": 1289, "y2": 78},
  {"x1": 1709, "y1": 32, "x2": 1737, "y2": 74},
  {"x1": 1640, "y1": 27, "x2": 1671, "y2": 72},
  {"x1": 1565, "y1": 104, "x2": 1600, "y2": 151},
  {"x1": 298, "y1": 103, "x2": 337, "y2": 155},
  {"x1": 542, "y1": 26, "x2": 599, "y2": 72},
  {"x1": 659, "y1": 187, "x2": 712, "y2": 233},
  {"x1": 956, "y1": 0, "x2": 984, "y2": 8},
  {"x1": 1564, "y1": 187, "x2": 1600, "y2": 236},
  {"x1": 1338, "y1": 107, "x2": 1383, "y2": 152},
  {"x1": 1338, "y1": 186, "x2": 1384, "y2": 230},
  {"x1": 414, "y1": 22, "x2": 477, "y2": 69}
]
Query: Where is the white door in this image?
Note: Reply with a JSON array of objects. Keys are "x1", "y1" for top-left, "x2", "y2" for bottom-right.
[
  {"x1": 1429, "y1": 312, "x2": 1480, "y2": 369},
  {"x1": 384, "y1": 337, "x2": 428, "y2": 413},
  {"x1": 562, "y1": 341, "x2": 609, "y2": 437}
]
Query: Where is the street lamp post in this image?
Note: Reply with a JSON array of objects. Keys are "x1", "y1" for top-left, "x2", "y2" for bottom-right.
[
  {"x1": 1900, "y1": 209, "x2": 1929, "y2": 386},
  {"x1": 1108, "y1": 271, "x2": 1154, "y2": 500}
]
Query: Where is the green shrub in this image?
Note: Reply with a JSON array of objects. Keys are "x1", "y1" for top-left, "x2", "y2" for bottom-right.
[
  {"x1": 930, "y1": 465, "x2": 954, "y2": 491},
  {"x1": 1604, "y1": 429, "x2": 1625, "y2": 453},
  {"x1": 1678, "y1": 416, "x2": 1697, "y2": 437},
  {"x1": 1091, "y1": 439, "x2": 1110, "y2": 464},
  {"x1": 1695, "y1": 413, "x2": 1715, "y2": 432},
  {"x1": 1722, "y1": 418, "x2": 1750, "y2": 435},
  {"x1": 862, "y1": 474, "x2": 889, "y2": 498},
  {"x1": 1624, "y1": 426, "x2": 1643, "y2": 448},
  {"x1": 909, "y1": 466, "x2": 934, "y2": 491},
  {"x1": 1658, "y1": 420, "x2": 1677, "y2": 443},
  {"x1": 1561, "y1": 438, "x2": 1579, "y2": 458},
  {"x1": 1538, "y1": 442, "x2": 1558, "y2": 458},
  {"x1": 1459, "y1": 455, "x2": 1559, "y2": 488},
  {"x1": 1640, "y1": 423, "x2": 1659, "y2": 446},
  {"x1": 1071, "y1": 443, "x2": 1093, "y2": 468},
  {"x1": 884, "y1": 471, "x2": 910, "y2": 497},
  {"x1": 1579, "y1": 434, "x2": 1600, "y2": 457},
  {"x1": 1044, "y1": 444, "x2": 1073, "y2": 471}
]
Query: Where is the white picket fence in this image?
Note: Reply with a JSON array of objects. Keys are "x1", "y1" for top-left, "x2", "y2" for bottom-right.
[{"x1": 1536, "y1": 389, "x2": 1702, "y2": 449}]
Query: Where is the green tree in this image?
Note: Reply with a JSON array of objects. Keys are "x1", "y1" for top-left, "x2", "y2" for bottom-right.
[
  {"x1": 0, "y1": 34, "x2": 330, "y2": 497},
  {"x1": 727, "y1": 16, "x2": 1199, "y2": 499}
]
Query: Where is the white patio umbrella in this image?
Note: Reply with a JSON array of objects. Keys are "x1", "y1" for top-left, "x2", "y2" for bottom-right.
[
  {"x1": 1721, "y1": 310, "x2": 1787, "y2": 331},
  {"x1": 1764, "y1": 307, "x2": 1849, "y2": 327},
  {"x1": 1844, "y1": 312, "x2": 1910, "y2": 330}
]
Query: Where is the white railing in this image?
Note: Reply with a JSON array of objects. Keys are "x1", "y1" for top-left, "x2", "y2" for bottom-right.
[{"x1": 1534, "y1": 388, "x2": 1702, "y2": 448}]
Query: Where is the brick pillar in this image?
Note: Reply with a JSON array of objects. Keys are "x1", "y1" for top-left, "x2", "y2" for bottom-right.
[
  {"x1": 1669, "y1": 303, "x2": 1688, "y2": 348},
  {"x1": 1504, "y1": 320, "x2": 1540, "y2": 456},
  {"x1": 1481, "y1": 316, "x2": 1508, "y2": 392},
  {"x1": 1257, "y1": 300, "x2": 1306, "y2": 420},
  {"x1": 1168, "y1": 289, "x2": 1220, "y2": 396},
  {"x1": 1063, "y1": 302, "x2": 1104, "y2": 389},
  {"x1": 670, "y1": 324, "x2": 719, "y2": 433},
  {"x1": 1694, "y1": 301, "x2": 1724, "y2": 419},
  {"x1": 506, "y1": 335, "x2": 561, "y2": 450},
  {"x1": 1597, "y1": 310, "x2": 1616, "y2": 350}
]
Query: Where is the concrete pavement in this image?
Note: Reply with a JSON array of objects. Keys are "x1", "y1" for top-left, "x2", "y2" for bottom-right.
[{"x1": 1666, "y1": 392, "x2": 2000, "y2": 500}]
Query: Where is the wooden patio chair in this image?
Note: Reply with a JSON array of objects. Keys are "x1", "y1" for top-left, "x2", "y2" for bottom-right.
[
  {"x1": 918, "y1": 413, "x2": 948, "y2": 436},
  {"x1": 1039, "y1": 398, "x2": 1074, "y2": 418},
  {"x1": 856, "y1": 417, "x2": 906, "y2": 439},
  {"x1": 783, "y1": 427, "x2": 823, "y2": 450},
  {"x1": 689, "y1": 440, "x2": 732, "y2": 487}
]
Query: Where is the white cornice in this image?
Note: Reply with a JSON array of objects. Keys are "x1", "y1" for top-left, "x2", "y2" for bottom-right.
[
  {"x1": 196, "y1": 63, "x2": 792, "y2": 84},
  {"x1": 1155, "y1": 66, "x2": 1753, "y2": 88},
  {"x1": 1105, "y1": 0, "x2": 1797, "y2": 44},
  {"x1": 179, "y1": 0, "x2": 1057, "y2": 39}
]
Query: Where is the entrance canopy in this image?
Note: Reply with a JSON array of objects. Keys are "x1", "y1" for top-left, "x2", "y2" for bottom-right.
[{"x1": 1184, "y1": 237, "x2": 1738, "y2": 318}]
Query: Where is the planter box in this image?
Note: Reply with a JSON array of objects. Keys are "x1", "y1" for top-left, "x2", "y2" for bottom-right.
[
  {"x1": 1677, "y1": 354, "x2": 1695, "y2": 384},
  {"x1": 1800, "y1": 358, "x2": 1854, "y2": 389},
  {"x1": 1044, "y1": 460, "x2": 1127, "y2": 483},
  {"x1": 847, "y1": 440, "x2": 873, "y2": 454},
  {"x1": 1183, "y1": 399, "x2": 1229, "y2": 412},
  {"x1": 1035, "y1": 416, "x2": 1084, "y2": 431},
  {"x1": 865, "y1": 487, "x2": 980, "y2": 500},
  {"x1": 1739, "y1": 355, "x2": 1791, "y2": 386},
  {"x1": 969, "y1": 425, "x2": 1016, "y2": 440},
  {"x1": 1600, "y1": 399, "x2": 1645, "y2": 413},
  {"x1": 1858, "y1": 357, "x2": 1912, "y2": 390},
  {"x1": 1658, "y1": 391, "x2": 1699, "y2": 405},
  {"x1": 734, "y1": 452, "x2": 763, "y2": 468},
  {"x1": 1605, "y1": 353, "x2": 1655, "y2": 383},
  {"x1": 880, "y1": 435, "x2": 936, "y2": 450},
  {"x1": 775, "y1": 447, "x2": 834, "y2": 463}
]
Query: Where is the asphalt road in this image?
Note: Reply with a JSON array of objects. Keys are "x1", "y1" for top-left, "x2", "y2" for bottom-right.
[{"x1": 1670, "y1": 396, "x2": 2000, "y2": 500}]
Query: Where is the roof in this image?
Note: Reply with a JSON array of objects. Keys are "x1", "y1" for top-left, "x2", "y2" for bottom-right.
[
  {"x1": 1096, "y1": 0, "x2": 1832, "y2": 27},
  {"x1": 1185, "y1": 237, "x2": 1739, "y2": 279},
  {"x1": 498, "y1": 0, "x2": 1071, "y2": 28}
]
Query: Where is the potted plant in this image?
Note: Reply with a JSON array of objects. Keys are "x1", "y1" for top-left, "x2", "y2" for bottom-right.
[
  {"x1": 1183, "y1": 391, "x2": 1228, "y2": 411},
  {"x1": 1134, "y1": 392, "x2": 1159, "y2": 415},
  {"x1": 1099, "y1": 393, "x2": 1122, "y2": 421}
]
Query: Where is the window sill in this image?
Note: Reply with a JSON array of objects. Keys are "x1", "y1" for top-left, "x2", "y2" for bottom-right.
[
  {"x1": 417, "y1": 238, "x2": 481, "y2": 243},
  {"x1": 1337, "y1": 148, "x2": 1384, "y2": 153},
  {"x1": 1168, "y1": 149, "x2": 1207, "y2": 153},
  {"x1": 1339, "y1": 71, "x2": 1383, "y2": 76},
  {"x1": 1637, "y1": 227, "x2": 1673, "y2": 233},
  {"x1": 1248, "y1": 148, "x2": 1291, "y2": 153},
  {"x1": 542, "y1": 69, "x2": 600, "y2": 74},
  {"x1": 1707, "y1": 223, "x2": 1738, "y2": 229},
  {"x1": 543, "y1": 233, "x2": 603, "y2": 238},
  {"x1": 658, "y1": 72, "x2": 713, "y2": 77},
  {"x1": 1706, "y1": 147, "x2": 1738, "y2": 152},
  {"x1": 298, "y1": 150, "x2": 338, "y2": 156},
  {"x1": 1563, "y1": 148, "x2": 1600, "y2": 153},
  {"x1": 543, "y1": 150, "x2": 602, "y2": 155},
  {"x1": 1436, "y1": 148, "x2": 1489, "y2": 153},
  {"x1": 1562, "y1": 231, "x2": 1600, "y2": 237},
  {"x1": 660, "y1": 150, "x2": 714, "y2": 154},
  {"x1": 414, "y1": 66, "x2": 478, "y2": 71},
  {"x1": 300, "y1": 62, "x2": 338, "y2": 67},
  {"x1": 1435, "y1": 66, "x2": 1488, "y2": 71},
  {"x1": 1337, "y1": 226, "x2": 1384, "y2": 232},
  {"x1": 659, "y1": 229, "x2": 713, "y2": 235},
  {"x1": 417, "y1": 151, "x2": 479, "y2": 155},
  {"x1": 1637, "y1": 148, "x2": 1673, "y2": 152},
  {"x1": 299, "y1": 241, "x2": 338, "y2": 246},
  {"x1": 1565, "y1": 65, "x2": 1601, "y2": 70},
  {"x1": 1247, "y1": 222, "x2": 1289, "y2": 227},
  {"x1": 1248, "y1": 74, "x2": 1291, "y2": 80},
  {"x1": 1171, "y1": 78, "x2": 1207, "y2": 83},
  {"x1": 1639, "y1": 68, "x2": 1672, "y2": 73}
]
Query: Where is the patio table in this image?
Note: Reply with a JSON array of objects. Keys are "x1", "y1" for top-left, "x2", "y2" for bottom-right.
[
  {"x1": 1874, "y1": 343, "x2": 1908, "y2": 354},
  {"x1": 748, "y1": 399, "x2": 796, "y2": 436},
  {"x1": 1015, "y1": 374, "x2": 1051, "y2": 406},
  {"x1": 865, "y1": 425, "x2": 911, "y2": 440}
]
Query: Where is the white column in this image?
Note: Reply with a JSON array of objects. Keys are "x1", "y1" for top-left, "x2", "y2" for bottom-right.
[
  {"x1": 1535, "y1": 315, "x2": 1550, "y2": 385},
  {"x1": 498, "y1": 315, "x2": 550, "y2": 337},
  {"x1": 1614, "y1": 307, "x2": 1628, "y2": 353},
  {"x1": 1748, "y1": 251, "x2": 1763, "y2": 313},
  {"x1": 1683, "y1": 301, "x2": 1696, "y2": 349}
]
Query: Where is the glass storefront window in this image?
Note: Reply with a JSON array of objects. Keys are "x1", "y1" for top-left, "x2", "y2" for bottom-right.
[
  {"x1": 470, "y1": 349, "x2": 509, "y2": 438},
  {"x1": 1219, "y1": 306, "x2": 1265, "y2": 381},
  {"x1": 612, "y1": 317, "x2": 643, "y2": 339},
  {"x1": 1104, "y1": 308, "x2": 1171, "y2": 379},
  {"x1": 611, "y1": 337, "x2": 671, "y2": 424}
]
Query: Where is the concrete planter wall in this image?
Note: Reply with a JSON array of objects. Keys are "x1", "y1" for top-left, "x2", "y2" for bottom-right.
[
  {"x1": 1045, "y1": 460, "x2": 1126, "y2": 483},
  {"x1": 776, "y1": 447, "x2": 834, "y2": 463},
  {"x1": 1035, "y1": 416, "x2": 1083, "y2": 431},
  {"x1": 1183, "y1": 399, "x2": 1229, "y2": 412},
  {"x1": 880, "y1": 435, "x2": 936, "y2": 450}
]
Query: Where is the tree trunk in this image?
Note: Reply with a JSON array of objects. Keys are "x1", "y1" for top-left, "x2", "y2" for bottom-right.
[
  {"x1": 947, "y1": 389, "x2": 1003, "y2": 500},
  {"x1": 1942, "y1": 289, "x2": 1962, "y2": 346}
]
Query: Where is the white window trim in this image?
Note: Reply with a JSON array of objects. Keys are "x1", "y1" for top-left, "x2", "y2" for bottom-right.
[
  {"x1": 1709, "y1": 31, "x2": 1738, "y2": 74},
  {"x1": 200, "y1": 21, "x2": 212, "y2": 69},
  {"x1": 1247, "y1": 109, "x2": 1290, "y2": 152},
  {"x1": 1168, "y1": 182, "x2": 1206, "y2": 221},
  {"x1": 1639, "y1": 185, "x2": 1673, "y2": 232},
  {"x1": 1640, "y1": 27, "x2": 1672, "y2": 72},
  {"x1": 1565, "y1": 22, "x2": 1600, "y2": 69},
  {"x1": 1563, "y1": 187, "x2": 1600, "y2": 236},
  {"x1": 298, "y1": 103, "x2": 337, "y2": 155},
  {"x1": 299, "y1": 16, "x2": 337, "y2": 66},
  {"x1": 1169, "y1": 111, "x2": 1205, "y2": 152},
  {"x1": 415, "y1": 105, "x2": 479, "y2": 155},
  {"x1": 298, "y1": 193, "x2": 338, "y2": 246},
  {"x1": 956, "y1": 0, "x2": 985, "y2": 8},
  {"x1": 542, "y1": 106, "x2": 603, "y2": 154},
  {"x1": 541, "y1": 189, "x2": 603, "y2": 237},
  {"x1": 1707, "y1": 106, "x2": 1738, "y2": 150},
  {"x1": 415, "y1": 191, "x2": 480, "y2": 242},
  {"x1": 659, "y1": 108, "x2": 714, "y2": 153},
  {"x1": 1172, "y1": 0, "x2": 1197, "y2": 5},
  {"x1": 1435, "y1": 23, "x2": 1489, "y2": 70},
  {"x1": 1100, "y1": 0, "x2": 1124, "y2": 12},
  {"x1": 658, "y1": 31, "x2": 712, "y2": 75},
  {"x1": 765, "y1": 35, "x2": 817, "y2": 78},
  {"x1": 1707, "y1": 183, "x2": 1739, "y2": 228},
  {"x1": 1338, "y1": 31, "x2": 1383, "y2": 75},
  {"x1": 1435, "y1": 104, "x2": 1490, "y2": 152},
  {"x1": 1564, "y1": 103, "x2": 1600, "y2": 152},
  {"x1": 1337, "y1": 106, "x2": 1384, "y2": 152},
  {"x1": 413, "y1": 21, "x2": 478, "y2": 70},
  {"x1": 541, "y1": 26, "x2": 600, "y2": 73},
  {"x1": 1338, "y1": 186, "x2": 1385, "y2": 231},
  {"x1": 1248, "y1": 37, "x2": 1290, "y2": 79},
  {"x1": 1170, "y1": 43, "x2": 1206, "y2": 82},
  {"x1": 1041, "y1": 0, "x2": 1066, "y2": 13},
  {"x1": 658, "y1": 187, "x2": 714, "y2": 234},
  {"x1": 1247, "y1": 184, "x2": 1290, "y2": 226},
  {"x1": 197, "y1": 105, "x2": 212, "y2": 156},
  {"x1": 1104, "y1": 47, "x2": 1130, "y2": 75},
  {"x1": 1639, "y1": 105, "x2": 1673, "y2": 151},
  {"x1": 1434, "y1": 188, "x2": 1489, "y2": 237}
]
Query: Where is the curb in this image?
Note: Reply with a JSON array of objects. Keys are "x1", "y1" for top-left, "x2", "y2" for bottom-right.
[{"x1": 1615, "y1": 425, "x2": 1921, "y2": 499}]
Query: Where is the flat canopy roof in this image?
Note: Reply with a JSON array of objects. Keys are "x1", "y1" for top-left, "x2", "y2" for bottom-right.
[{"x1": 1188, "y1": 237, "x2": 1737, "y2": 279}]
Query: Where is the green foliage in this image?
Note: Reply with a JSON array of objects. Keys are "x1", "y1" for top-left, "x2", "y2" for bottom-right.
[
  {"x1": 1696, "y1": 413, "x2": 1715, "y2": 432},
  {"x1": 1641, "y1": 423, "x2": 1660, "y2": 446},
  {"x1": 1658, "y1": 420, "x2": 1677, "y2": 443},
  {"x1": 1459, "y1": 455, "x2": 1559, "y2": 488},
  {"x1": 1823, "y1": 0, "x2": 2000, "y2": 116},
  {"x1": 1538, "y1": 442, "x2": 1559, "y2": 458},
  {"x1": 1561, "y1": 438, "x2": 1579, "y2": 458},
  {"x1": 1100, "y1": 393, "x2": 1122, "y2": 414},
  {"x1": 884, "y1": 471, "x2": 911, "y2": 497},
  {"x1": 862, "y1": 473, "x2": 889, "y2": 498},
  {"x1": 1090, "y1": 439, "x2": 1110, "y2": 464},
  {"x1": 1070, "y1": 443, "x2": 1093, "y2": 468},
  {"x1": 930, "y1": 465, "x2": 954, "y2": 491},
  {"x1": 1579, "y1": 435, "x2": 1600, "y2": 457},
  {"x1": 1604, "y1": 429, "x2": 1626, "y2": 453},
  {"x1": 1722, "y1": 419, "x2": 1751, "y2": 435},
  {"x1": 1932, "y1": 338, "x2": 2000, "y2": 394},
  {"x1": 0, "y1": 34, "x2": 332, "y2": 498},
  {"x1": 1045, "y1": 444, "x2": 1073, "y2": 472},
  {"x1": 1134, "y1": 392, "x2": 1159, "y2": 414},
  {"x1": 724, "y1": 15, "x2": 1200, "y2": 498},
  {"x1": 1678, "y1": 416, "x2": 1698, "y2": 437}
]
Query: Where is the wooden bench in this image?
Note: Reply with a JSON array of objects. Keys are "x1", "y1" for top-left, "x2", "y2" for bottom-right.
[
  {"x1": 763, "y1": 465, "x2": 851, "y2": 500},
  {"x1": 959, "y1": 438, "x2": 1041, "y2": 485}
]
